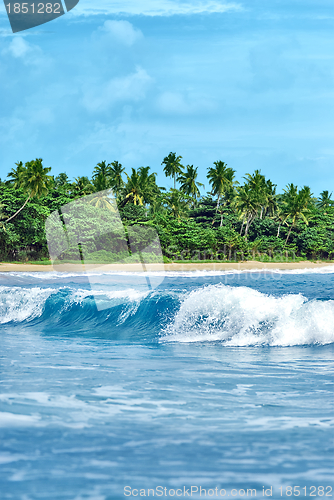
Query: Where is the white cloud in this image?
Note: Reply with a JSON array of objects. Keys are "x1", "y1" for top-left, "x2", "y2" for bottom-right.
[
  {"x1": 74, "y1": 0, "x2": 242, "y2": 16},
  {"x1": 4, "y1": 37, "x2": 30, "y2": 58},
  {"x1": 1, "y1": 36, "x2": 45, "y2": 66},
  {"x1": 82, "y1": 66, "x2": 152, "y2": 112},
  {"x1": 97, "y1": 20, "x2": 143, "y2": 46}
]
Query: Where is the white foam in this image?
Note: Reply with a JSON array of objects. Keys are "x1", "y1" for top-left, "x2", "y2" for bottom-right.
[
  {"x1": 0, "y1": 390, "x2": 188, "y2": 427},
  {"x1": 0, "y1": 286, "x2": 55, "y2": 323},
  {"x1": 0, "y1": 412, "x2": 41, "y2": 427},
  {"x1": 163, "y1": 284, "x2": 334, "y2": 346},
  {"x1": 68, "y1": 287, "x2": 149, "y2": 314},
  {"x1": 70, "y1": 288, "x2": 148, "y2": 303},
  {"x1": 0, "y1": 452, "x2": 30, "y2": 464},
  {"x1": 245, "y1": 416, "x2": 334, "y2": 430}
]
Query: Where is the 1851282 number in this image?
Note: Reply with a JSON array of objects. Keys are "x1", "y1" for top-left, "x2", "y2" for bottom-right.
[
  {"x1": 5, "y1": 3, "x2": 61, "y2": 14},
  {"x1": 279, "y1": 486, "x2": 333, "y2": 496}
]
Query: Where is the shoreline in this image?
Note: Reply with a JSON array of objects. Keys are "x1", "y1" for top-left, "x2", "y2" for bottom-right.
[{"x1": 0, "y1": 261, "x2": 334, "y2": 272}]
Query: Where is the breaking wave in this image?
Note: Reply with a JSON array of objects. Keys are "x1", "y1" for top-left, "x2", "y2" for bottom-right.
[
  {"x1": 163, "y1": 284, "x2": 334, "y2": 346},
  {"x1": 0, "y1": 283, "x2": 333, "y2": 346}
]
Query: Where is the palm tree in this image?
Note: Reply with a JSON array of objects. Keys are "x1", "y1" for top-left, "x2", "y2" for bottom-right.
[
  {"x1": 282, "y1": 184, "x2": 313, "y2": 244},
  {"x1": 71, "y1": 176, "x2": 93, "y2": 197},
  {"x1": 92, "y1": 172, "x2": 108, "y2": 192},
  {"x1": 317, "y1": 190, "x2": 334, "y2": 209},
  {"x1": 207, "y1": 161, "x2": 235, "y2": 212},
  {"x1": 7, "y1": 161, "x2": 26, "y2": 187},
  {"x1": 162, "y1": 152, "x2": 184, "y2": 189},
  {"x1": 244, "y1": 169, "x2": 268, "y2": 219},
  {"x1": 54, "y1": 172, "x2": 71, "y2": 196},
  {"x1": 264, "y1": 180, "x2": 277, "y2": 217},
  {"x1": 121, "y1": 168, "x2": 144, "y2": 206},
  {"x1": 163, "y1": 189, "x2": 190, "y2": 219},
  {"x1": 55, "y1": 172, "x2": 70, "y2": 188},
  {"x1": 120, "y1": 167, "x2": 160, "y2": 207},
  {"x1": 140, "y1": 166, "x2": 162, "y2": 205},
  {"x1": 5, "y1": 159, "x2": 52, "y2": 223},
  {"x1": 92, "y1": 161, "x2": 112, "y2": 191},
  {"x1": 272, "y1": 206, "x2": 287, "y2": 238},
  {"x1": 110, "y1": 161, "x2": 124, "y2": 198},
  {"x1": 177, "y1": 165, "x2": 204, "y2": 205},
  {"x1": 233, "y1": 183, "x2": 259, "y2": 238}
]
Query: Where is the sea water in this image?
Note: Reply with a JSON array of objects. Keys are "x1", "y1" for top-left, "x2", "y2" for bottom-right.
[{"x1": 0, "y1": 270, "x2": 333, "y2": 500}]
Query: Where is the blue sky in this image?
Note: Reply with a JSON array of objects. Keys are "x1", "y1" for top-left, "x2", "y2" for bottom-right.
[{"x1": 0, "y1": 0, "x2": 333, "y2": 195}]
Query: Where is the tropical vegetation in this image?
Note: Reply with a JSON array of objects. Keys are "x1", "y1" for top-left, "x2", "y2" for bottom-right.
[{"x1": 1, "y1": 153, "x2": 334, "y2": 263}]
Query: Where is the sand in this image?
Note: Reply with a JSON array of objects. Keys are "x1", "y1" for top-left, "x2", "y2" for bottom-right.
[{"x1": 0, "y1": 261, "x2": 333, "y2": 272}]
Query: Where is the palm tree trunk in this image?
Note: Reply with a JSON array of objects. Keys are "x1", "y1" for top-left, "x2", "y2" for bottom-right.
[
  {"x1": 244, "y1": 217, "x2": 250, "y2": 237},
  {"x1": 5, "y1": 195, "x2": 31, "y2": 223},
  {"x1": 285, "y1": 224, "x2": 293, "y2": 245},
  {"x1": 240, "y1": 216, "x2": 245, "y2": 236},
  {"x1": 174, "y1": 174, "x2": 176, "y2": 190},
  {"x1": 216, "y1": 194, "x2": 220, "y2": 213},
  {"x1": 244, "y1": 214, "x2": 253, "y2": 238},
  {"x1": 277, "y1": 223, "x2": 281, "y2": 238}
]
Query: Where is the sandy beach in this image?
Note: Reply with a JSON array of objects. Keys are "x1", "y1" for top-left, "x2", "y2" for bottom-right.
[{"x1": 0, "y1": 261, "x2": 333, "y2": 272}]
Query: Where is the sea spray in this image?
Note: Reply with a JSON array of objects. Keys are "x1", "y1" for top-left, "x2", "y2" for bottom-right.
[
  {"x1": 163, "y1": 284, "x2": 334, "y2": 346},
  {"x1": 0, "y1": 286, "x2": 55, "y2": 324}
]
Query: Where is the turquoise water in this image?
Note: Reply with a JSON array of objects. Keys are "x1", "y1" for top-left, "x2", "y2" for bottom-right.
[{"x1": 0, "y1": 271, "x2": 333, "y2": 499}]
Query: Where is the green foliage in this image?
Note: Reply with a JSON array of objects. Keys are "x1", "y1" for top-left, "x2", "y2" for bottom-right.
[
  {"x1": 177, "y1": 165, "x2": 204, "y2": 202},
  {"x1": 215, "y1": 226, "x2": 248, "y2": 259},
  {"x1": 1, "y1": 156, "x2": 334, "y2": 263},
  {"x1": 281, "y1": 184, "x2": 313, "y2": 244},
  {"x1": 317, "y1": 190, "x2": 334, "y2": 210},
  {"x1": 161, "y1": 152, "x2": 184, "y2": 190},
  {"x1": 119, "y1": 203, "x2": 149, "y2": 223},
  {"x1": 207, "y1": 161, "x2": 235, "y2": 211},
  {"x1": 0, "y1": 184, "x2": 50, "y2": 260},
  {"x1": 120, "y1": 166, "x2": 160, "y2": 207}
]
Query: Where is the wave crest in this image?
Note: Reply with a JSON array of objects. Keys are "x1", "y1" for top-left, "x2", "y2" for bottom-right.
[
  {"x1": 1, "y1": 283, "x2": 333, "y2": 346},
  {"x1": 163, "y1": 285, "x2": 334, "y2": 346},
  {"x1": 0, "y1": 286, "x2": 55, "y2": 324}
]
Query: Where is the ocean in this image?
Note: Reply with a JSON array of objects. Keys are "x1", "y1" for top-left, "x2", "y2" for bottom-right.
[{"x1": 0, "y1": 270, "x2": 333, "y2": 500}]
